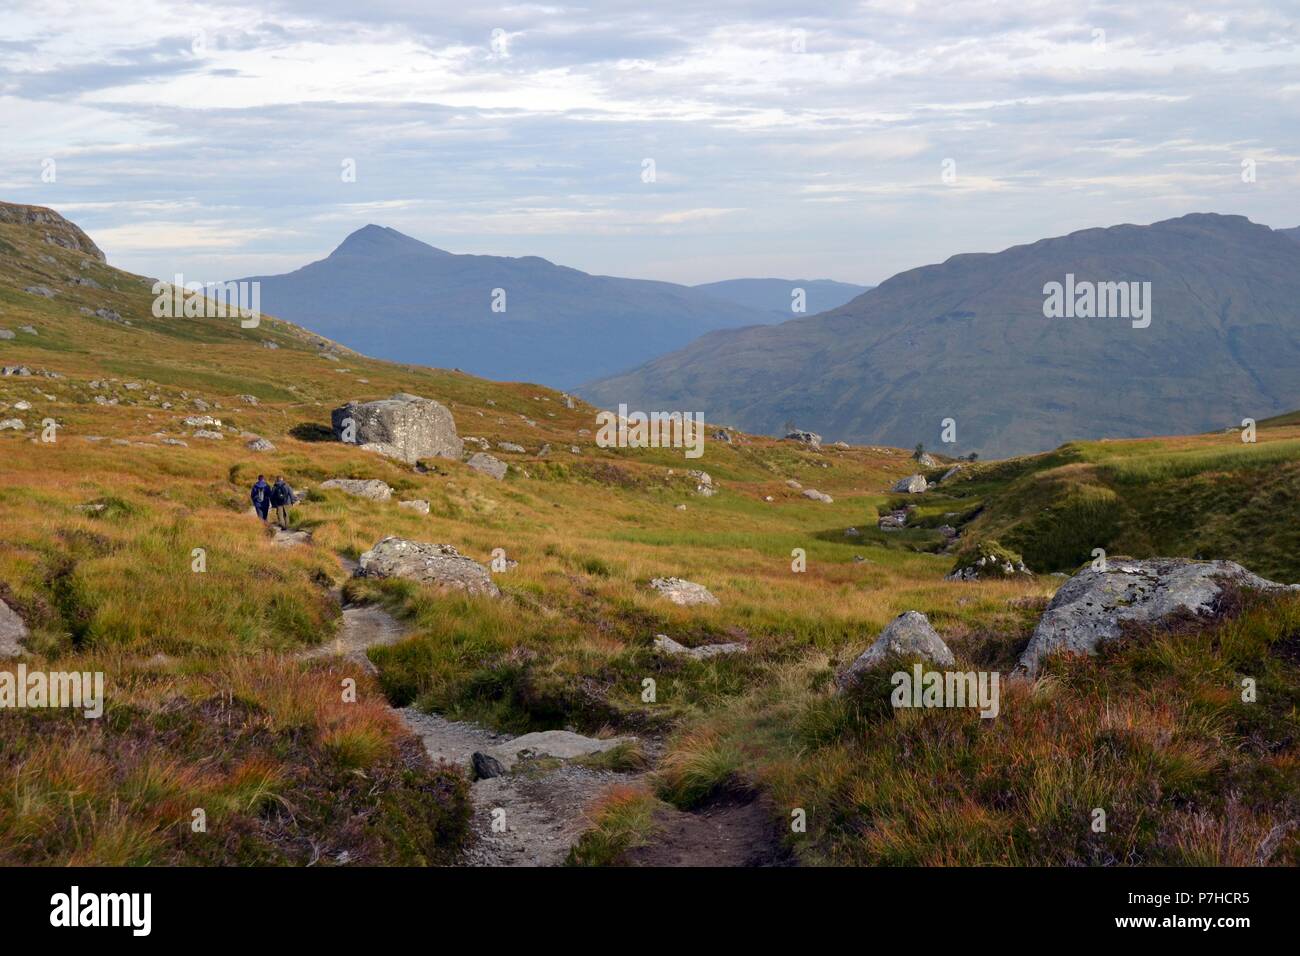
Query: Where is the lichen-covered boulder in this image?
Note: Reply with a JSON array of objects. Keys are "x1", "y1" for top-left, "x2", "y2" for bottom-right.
[
  {"x1": 1018, "y1": 558, "x2": 1299, "y2": 674},
  {"x1": 332, "y1": 393, "x2": 462, "y2": 464},
  {"x1": 357, "y1": 537, "x2": 500, "y2": 598}
]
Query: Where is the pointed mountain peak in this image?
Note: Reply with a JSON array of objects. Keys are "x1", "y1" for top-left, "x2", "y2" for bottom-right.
[{"x1": 329, "y1": 224, "x2": 450, "y2": 258}]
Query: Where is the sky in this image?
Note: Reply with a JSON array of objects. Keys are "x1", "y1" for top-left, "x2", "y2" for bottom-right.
[{"x1": 2, "y1": 0, "x2": 1298, "y2": 286}]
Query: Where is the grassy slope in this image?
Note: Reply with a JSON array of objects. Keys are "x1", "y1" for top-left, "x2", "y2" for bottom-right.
[
  {"x1": 1, "y1": 206, "x2": 1297, "y2": 866},
  {"x1": 930, "y1": 431, "x2": 1300, "y2": 583}
]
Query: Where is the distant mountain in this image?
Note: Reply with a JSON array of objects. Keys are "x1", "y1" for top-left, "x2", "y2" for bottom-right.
[
  {"x1": 692, "y1": 278, "x2": 869, "y2": 318},
  {"x1": 581, "y1": 213, "x2": 1300, "y2": 457},
  {"x1": 230, "y1": 226, "x2": 779, "y2": 388},
  {"x1": 1279, "y1": 226, "x2": 1300, "y2": 243}
]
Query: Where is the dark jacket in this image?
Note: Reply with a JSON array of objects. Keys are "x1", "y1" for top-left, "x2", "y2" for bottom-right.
[
  {"x1": 251, "y1": 480, "x2": 270, "y2": 507},
  {"x1": 269, "y1": 480, "x2": 293, "y2": 508}
]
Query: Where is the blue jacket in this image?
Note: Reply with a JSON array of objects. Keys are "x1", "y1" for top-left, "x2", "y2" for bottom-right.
[{"x1": 251, "y1": 480, "x2": 270, "y2": 507}]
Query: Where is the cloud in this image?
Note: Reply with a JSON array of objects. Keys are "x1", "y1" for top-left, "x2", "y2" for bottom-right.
[{"x1": 0, "y1": 0, "x2": 1294, "y2": 285}]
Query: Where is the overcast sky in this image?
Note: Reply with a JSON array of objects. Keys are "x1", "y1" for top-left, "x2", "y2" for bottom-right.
[{"x1": 2, "y1": 1, "x2": 1298, "y2": 285}]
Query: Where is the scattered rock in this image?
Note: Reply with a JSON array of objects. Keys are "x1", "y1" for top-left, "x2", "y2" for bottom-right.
[
  {"x1": 654, "y1": 634, "x2": 746, "y2": 659},
  {"x1": 689, "y1": 470, "x2": 715, "y2": 496},
  {"x1": 321, "y1": 478, "x2": 393, "y2": 501},
  {"x1": 183, "y1": 415, "x2": 222, "y2": 428},
  {"x1": 0, "y1": 597, "x2": 29, "y2": 658},
  {"x1": 192, "y1": 429, "x2": 223, "y2": 440},
  {"x1": 838, "y1": 611, "x2": 955, "y2": 688},
  {"x1": 0, "y1": 329, "x2": 13, "y2": 340},
  {"x1": 272, "y1": 528, "x2": 313, "y2": 547},
  {"x1": 650, "y1": 577, "x2": 719, "y2": 606},
  {"x1": 878, "y1": 508, "x2": 910, "y2": 531},
  {"x1": 0, "y1": 419, "x2": 25, "y2": 431},
  {"x1": 1018, "y1": 558, "x2": 1300, "y2": 675},
  {"x1": 946, "y1": 540, "x2": 1031, "y2": 581},
  {"x1": 785, "y1": 479, "x2": 802, "y2": 489},
  {"x1": 398, "y1": 499, "x2": 431, "y2": 514},
  {"x1": 916, "y1": 452, "x2": 939, "y2": 467},
  {"x1": 24, "y1": 285, "x2": 56, "y2": 298},
  {"x1": 246, "y1": 437, "x2": 275, "y2": 452},
  {"x1": 467, "y1": 452, "x2": 508, "y2": 480},
  {"x1": 936, "y1": 465, "x2": 962, "y2": 484},
  {"x1": 237, "y1": 394, "x2": 259, "y2": 405},
  {"x1": 478, "y1": 730, "x2": 636, "y2": 773},
  {"x1": 785, "y1": 430, "x2": 822, "y2": 449},
  {"x1": 471, "y1": 751, "x2": 507, "y2": 780},
  {"x1": 357, "y1": 537, "x2": 500, "y2": 598},
  {"x1": 332, "y1": 393, "x2": 463, "y2": 464},
  {"x1": 893, "y1": 474, "x2": 928, "y2": 494},
  {"x1": 497, "y1": 442, "x2": 526, "y2": 453},
  {"x1": 802, "y1": 488, "x2": 833, "y2": 503}
]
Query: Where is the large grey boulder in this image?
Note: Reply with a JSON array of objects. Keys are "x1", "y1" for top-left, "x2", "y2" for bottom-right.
[
  {"x1": 802, "y1": 488, "x2": 833, "y2": 503},
  {"x1": 332, "y1": 393, "x2": 462, "y2": 464},
  {"x1": 357, "y1": 537, "x2": 500, "y2": 598},
  {"x1": 893, "y1": 474, "x2": 928, "y2": 494},
  {"x1": 1018, "y1": 558, "x2": 1299, "y2": 675},
  {"x1": 838, "y1": 611, "x2": 955, "y2": 689},
  {"x1": 650, "y1": 577, "x2": 720, "y2": 606},
  {"x1": 321, "y1": 478, "x2": 393, "y2": 501},
  {"x1": 0, "y1": 597, "x2": 28, "y2": 658},
  {"x1": 466, "y1": 452, "x2": 507, "y2": 480}
]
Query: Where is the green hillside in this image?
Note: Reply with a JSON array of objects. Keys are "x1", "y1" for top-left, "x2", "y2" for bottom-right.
[{"x1": 2, "y1": 202, "x2": 1298, "y2": 867}]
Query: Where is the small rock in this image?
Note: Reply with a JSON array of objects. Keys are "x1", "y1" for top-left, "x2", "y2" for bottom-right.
[
  {"x1": 398, "y1": 499, "x2": 431, "y2": 514},
  {"x1": 321, "y1": 478, "x2": 393, "y2": 501},
  {"x1": 802, "y1": 489, "x2": 833, "y2": 503},
  {"x1": 246, "y1": 437, "x2": 275, "y2": 452},
  {"x1": 467, "y1": 452, "x2": 507, "y2": 480},
  {"x1": 654, "y1": 634, "x2": 746, "y2": 659},
  {"x1": 0, "y1": 597, "x2": 29, "y2": 658},
  {"x1": 650, "y1": 577, "x2": 719, "y2": 606},
  {"x1": 471, "y1": 751, "x2": 507, "y2": 780},
  {"x1": 838, "y1": 611, "x2": 955, "y2": 688},
  {"x1": 893, "y1": 474, "x2": 928, "y2": 494}
]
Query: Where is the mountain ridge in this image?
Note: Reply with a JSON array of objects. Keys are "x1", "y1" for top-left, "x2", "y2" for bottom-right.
[
  {"x1": 231, "y1": 226, "x2": 789, "y2": 388},
  {"x1": 580, "y1": 212, "x2": 1300, "y2": 457}
]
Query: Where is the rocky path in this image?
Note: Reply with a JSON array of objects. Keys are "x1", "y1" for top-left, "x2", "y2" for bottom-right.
[
  {"x1": 304, "y1": 547, "x2": 788, "y2": 867},
  {"x1": 307, "y1": 554, "x2": 643, "y2": 866}
]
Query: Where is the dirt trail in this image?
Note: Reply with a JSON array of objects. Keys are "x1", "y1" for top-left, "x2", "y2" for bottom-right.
[{"x1": 308, "y1": 551, "x2": 787, "y2": 867}]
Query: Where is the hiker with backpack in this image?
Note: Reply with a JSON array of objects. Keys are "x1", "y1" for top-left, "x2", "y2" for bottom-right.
[
  {"x1": 269, "y1": 475, "x2": 294, "y2": 529},
  {"x1": 250, "y1": 474, "x2": 271, "y2": 522}
]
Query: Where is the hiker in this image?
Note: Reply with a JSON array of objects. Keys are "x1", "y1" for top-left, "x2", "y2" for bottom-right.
[
  {"x1": 269, "y1": 475, "x2": 294, "y2": 529},
  {"x1": 250, "y1": 474, "x2": 270, "y2": 522}
]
